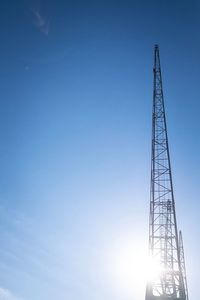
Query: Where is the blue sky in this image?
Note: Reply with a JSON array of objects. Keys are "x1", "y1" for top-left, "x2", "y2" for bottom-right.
[{"x1": 0, "y1": 0, "x2": 199, "y2": 299}]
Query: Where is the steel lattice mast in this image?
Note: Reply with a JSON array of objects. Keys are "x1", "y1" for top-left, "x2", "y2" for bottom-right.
[
  {"x1": 145, "y1": 45, "x2": 188, "y2": 300},
  {"x1": 179, "y1": 231, "x2": 189, "y2": 300}
]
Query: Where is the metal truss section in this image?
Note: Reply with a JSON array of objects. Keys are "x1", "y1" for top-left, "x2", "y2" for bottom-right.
[
  {"x1": 179, "y1": 231, "x2": 189, "y2": 300},
  {"x1": 145, "y1": 45, "x2": 187, "y2": 300}
]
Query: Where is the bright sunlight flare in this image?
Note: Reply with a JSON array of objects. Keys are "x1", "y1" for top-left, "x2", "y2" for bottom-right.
[{"x1": 107, "y1": 233, "x2": 162, "y2": 298}]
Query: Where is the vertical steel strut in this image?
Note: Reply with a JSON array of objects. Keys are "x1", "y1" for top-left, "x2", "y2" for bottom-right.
[{"x1": 145, "y1": 45, "x2": 188, "y2": 300}]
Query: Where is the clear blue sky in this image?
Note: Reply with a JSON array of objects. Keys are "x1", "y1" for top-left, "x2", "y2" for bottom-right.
[{"x1": 0, "y1": 0, "x2": 199, "y2": 299}]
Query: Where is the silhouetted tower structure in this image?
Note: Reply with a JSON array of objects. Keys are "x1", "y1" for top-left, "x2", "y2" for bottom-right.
[{"x1": 145, "y1": 45, "x2": 189, "y2": 300}]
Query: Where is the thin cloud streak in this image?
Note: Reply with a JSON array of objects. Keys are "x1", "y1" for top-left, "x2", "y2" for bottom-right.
[
  {"x1": 0, "y1": 287, "x2": 24, "y2": 300},
  {"x1": 31, "y1": 7, "x2": 51, "y2": 35},
  {"x1": 26, "y1": 0, "x2": 51, "y2": 35},
  {"x1": 0, "y1": 206, "x2": 93, "y2": 295}
]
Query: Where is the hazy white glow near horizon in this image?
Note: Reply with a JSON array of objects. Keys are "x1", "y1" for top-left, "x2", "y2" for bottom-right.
[{"x1": 106, "y1": 234, "x2": 163, "y2": 298}]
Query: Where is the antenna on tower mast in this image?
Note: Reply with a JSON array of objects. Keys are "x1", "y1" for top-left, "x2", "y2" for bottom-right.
[{"x1": 145, "y1": 45, "x2": 188, "y2": 300}]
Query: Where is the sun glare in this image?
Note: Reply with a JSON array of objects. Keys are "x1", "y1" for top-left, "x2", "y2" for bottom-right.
[
  {"x1": 146, "y1": 256, "x2": 163, "y2": 282},
  {"x1": 109, "y1": 236, "x2": 163, "y2": 297}
]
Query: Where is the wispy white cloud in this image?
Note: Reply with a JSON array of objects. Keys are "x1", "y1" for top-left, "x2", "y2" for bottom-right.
[
  {"x1": 26, "y1": 0, "x2": 51, "y2": 35},
  {"x1": 0, "y1": 205, "x2": 101, "y2": 298},
  {"x1": 0, "y1": 287, "x2": 23, "y2": 300},
  {"x1": 31, "y1": 8, "x2": 51, "y2": 35}
]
